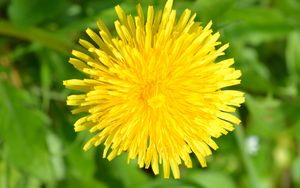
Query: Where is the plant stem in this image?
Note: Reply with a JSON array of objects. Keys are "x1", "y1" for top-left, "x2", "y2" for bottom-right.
[
  {"x1": 234, "y1": 125, "x2": 260, "y2": 188},
  {"x1": 0, "y1": 20, "x2": 74, "y2": 53},
  {"x1": 1, "y1": 150, "x2": 9, "y2": 188}
]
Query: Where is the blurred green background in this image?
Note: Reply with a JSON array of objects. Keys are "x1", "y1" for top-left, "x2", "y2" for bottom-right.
[{"x1": 0, "y1": 0, "x2": 300, "y2": 187}]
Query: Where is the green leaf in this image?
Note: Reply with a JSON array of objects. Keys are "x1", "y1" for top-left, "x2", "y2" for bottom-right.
[
  {"x1": 193, "y1": 0, "x2": 235, "y2": 22},
  {"x1": 185, "y1": 170, "x2": 236, "y2": 188},
  {"x1": 8, "y1": 0, "x2": 65, "y2": 26},
  {"x1": 292, "y1": 156, "x2": 300, "y2": 185},
  {"x1": 60, "y1": 178, "x2": 108, "y2": 188},
  {"x1": 283, "y1": 102, "x2": 300, "y2": 141},
  {"x1": 113, "y1": 157, "x2": 150, "y2": 188},
  {"x1": 64, "y1": 141, "x2": 108, "y2": 188},
  {"x1": 0, "y1": 81, "x2": 54, "y2": 183},
  {"x1": 232, "y1": 44, "x2": 272, "y2": 93},
  {"x1": 85, "y1": 0, "x2": 122, "y2": 16},
  {"x1": 274, "y1": 0, "x2": 300, "y2": 22},
  {"x1": 95, "y1": 153, "x2": 150, "y2": 188},
  {"x1": 139, "y1": 179, "x2": 193, "y2": 188},
  {"x1": 0, "y1": 160, "x2": 42, "y2": 188},
  {"x1": 286, "y1": 31, "x2": 300, "y2": 91},
  {"x1": 245, "y1": 95, "x2": 285, "y2": 138},
  {"x1": 223, "y1": 7, "x2": 295, "y2": 43},
  {"x1": 46, "y1": 131, "x2": 66, "y2": 181}
]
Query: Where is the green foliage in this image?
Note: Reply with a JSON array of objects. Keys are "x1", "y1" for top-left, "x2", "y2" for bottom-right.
[
  {"x1": 185, "y1": 170, "x2": 236, "y2": 188},
  {"x1": 0, "y1": 81, "x2": 54, "y2": 184},
  {"x1": 1, "y1": 0, "x2": 300, "y2": 187},
  {"x1": 8, "y1": 0, "x2": 65, "y2": 26}
]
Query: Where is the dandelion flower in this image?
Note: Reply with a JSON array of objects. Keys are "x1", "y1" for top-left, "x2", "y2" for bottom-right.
[{"x1": 63, "y1": 0, "x2": 245, "y2": 179}]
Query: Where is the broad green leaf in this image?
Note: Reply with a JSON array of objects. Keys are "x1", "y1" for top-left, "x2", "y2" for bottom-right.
[
  {"x1": 274, "y1": 0, "x2": 300, "y2": 20},
  {"x1": 66, "y1": 141, "x2": 98, "y2": 181},
  {"x1": 193, "y1": 0, "x2": 235, "y2": 22},
  {"x1": 59, "y1": 176, "x2": 108, "y2": 188},
  {"x1": 0, "y1": 160, "x2": 41, "y2": 188},
  {"x1": 223, "y1": 7, "x2": 294, "y2": 43},
  {"x1": 64, "y1": 139, "x2": 107, "y2": 188},
  {"x1": 0, "y1": 81, "x2": 54, "y2": 183},
  {"x1": 245, "y1": 94, "x2": 284, "y2": 138},
  {"x1": 185, "y1": 170, "x2": 236, "y2": 188},
  {"x1": 138, "y1": 179, "x2": 193, "y2": 188},
  {"x1": 95, "y1": 153, "x2": 150, "y2": 188}
]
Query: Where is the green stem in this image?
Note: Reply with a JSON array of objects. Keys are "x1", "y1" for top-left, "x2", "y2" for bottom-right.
[
  {"x1": 234, "y1": 126, "x2": 260, "y2": 188},
  {"x1": 1, "y1": 151, "x2": 9, "y2": 188},
  {"x1": 0, "y1": 20, "x2": 74, "y2": 53}
]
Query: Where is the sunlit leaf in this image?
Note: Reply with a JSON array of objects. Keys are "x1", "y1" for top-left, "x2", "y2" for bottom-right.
[
  {"x1": 185, "y1": 170, "x2": 236, "y2": 188},
  {"x1": 246, "y1": 94, "x2": 285, "y2": 138},
  {"x1": 0, "y1": 81, "x2": 54, "y2": 183}
]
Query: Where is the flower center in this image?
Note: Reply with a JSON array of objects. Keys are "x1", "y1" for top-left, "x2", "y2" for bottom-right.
[
  {"x1": 140, "y1": 81, "x2": 166, "y2": 108},
  {"x1": 147, "y1": 94, "x2": 166, "y2": 108}
]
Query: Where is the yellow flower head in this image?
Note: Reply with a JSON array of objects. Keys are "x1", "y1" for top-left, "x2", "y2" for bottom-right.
[{"x1": 64, "y1": 0, "x2": 245, "y2": 179}]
